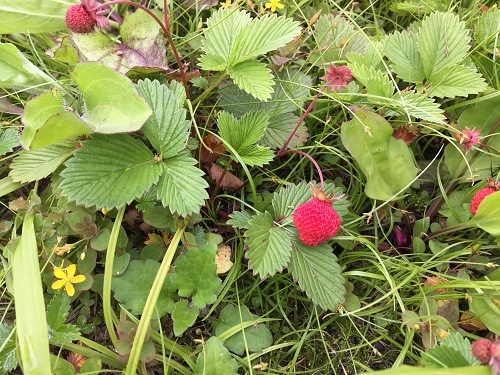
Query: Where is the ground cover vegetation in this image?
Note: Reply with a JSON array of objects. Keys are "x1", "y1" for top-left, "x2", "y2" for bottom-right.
[{"x1": 0, "y1": 0, "x2": 500, "y2": 374}]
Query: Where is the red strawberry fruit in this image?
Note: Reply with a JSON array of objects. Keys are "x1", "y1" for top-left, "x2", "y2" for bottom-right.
[
  {"x1": 65, "y1": 0, "x2": 110, "y2": 34},
  {"x1": 471, "y1": 338, "x2": 492, "y2": 364},
  {"x1": 470, "y1": 179, "x2": 500, "y2": 215},
  {"x1": 293, "y1": 185, "x2": 343, "y2": 246}
]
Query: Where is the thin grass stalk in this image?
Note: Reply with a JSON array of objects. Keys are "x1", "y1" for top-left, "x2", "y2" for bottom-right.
[
  {"x1": 125, "y1": 223, "x2": 186, "y2": 375},
  {"x1": 12, "y1": 210, "x2": 51, "y2": 375},
  {"x1": 102, "y1": 205, "x2": 126, "y2": 347}
]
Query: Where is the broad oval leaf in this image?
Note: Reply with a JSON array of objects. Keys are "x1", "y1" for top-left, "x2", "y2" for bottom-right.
[
  {"x1": 193, "y1": 337, "x2": 238, "y2": 375},
  {"x1": 245, "y1": 211, "x2": 292, "y2": 278},
  {"x1": 288, "y1": 230, "x2": 346, "y2": 311},
  {"x1": 0, "y1": 0, "x2": 75, "y2": 34},
  {"x1": 70, "y1": 62, "x2": 152, "y2": 133},
  {"x1": 59, "y1": 134, "x2": 162, "y2": 209},
  {"x1": 341, "y1": 107, "x2": 419, "y2": 200}
]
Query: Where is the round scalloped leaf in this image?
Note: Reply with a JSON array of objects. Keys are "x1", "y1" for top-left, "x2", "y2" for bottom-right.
[
  {"x1": 172, "y1": 299, "x2": 200, "y2": 337},
  {"x1": 70, "y1": 62, "x2": 152, "y2": 133},
  {"x1": 171, "y1": 244, "x2": 221, "y2": 308},
  {"x1": 59, "y1": 134, "x2": 162, "y2": 209},
  {"x1": 193, "y1": 337, "x2": 238, "y2": 375}
]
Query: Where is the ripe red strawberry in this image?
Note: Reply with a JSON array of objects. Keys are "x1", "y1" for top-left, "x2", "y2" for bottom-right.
[
  {"x1": 471, "y1": 338, "x2": 492, "y2": 364},
  {"x1": 293, "y1": 185, "x2": 342, "y2": 247},
  {"x1": 65, "y1": 0, "x2": 110, "y2": 34},
  {"x1": 66, "y1": 4, "x2": 97, "y2": 33},
  {"x1": 470, "y1": 179, "x2": 500, "y2": 214}
]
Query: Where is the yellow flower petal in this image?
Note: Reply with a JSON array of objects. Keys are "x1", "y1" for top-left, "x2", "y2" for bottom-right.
[
  {"x1": 66, "y1": 264, "x2": 77, "y2": 278},
  {"x1": 71, "y1": 275, "x2": 86, "y2": 284},
  {"x1": 65, "y1": 283, "x2": 75, "y2": 297},
  {"x1": 54, "y1": 267, "x2": 66, "y2": 279},
  {"x1": 52, "y1": 280, "x2": 65, "y2": 290},
  {"x1": 276, "y1": 2, "x2": 284, "y2": 8},
  {"x1": 265, "y1": 2, "x2": 272, "y2": 8}
]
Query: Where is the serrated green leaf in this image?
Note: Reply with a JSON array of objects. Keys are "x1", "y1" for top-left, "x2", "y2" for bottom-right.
[
  {"x1": 238, "y1": 145, "x2": 274, "y2": 166},
  {"x1": 387, "y1": 91, "x2": 445, "y2": 123},
  {"x1": 0, "y1": 43, "x2": 54, "y2": 91},
  {"x1": 341, "y1": 108, "x2": 419, "y2": 200},
  {"x1": 214, "y1": 304, "x2": 273, "y2": 356},
  {"x1": 289, "y1": 231, "x2": 346, "y2": 311},
  {"x1": 425, "y1": 65, "x2": 487, "y2": 98},
  {"x1": 421, "y1": 345, "x2": 471, "y2": 368},
  {"x1": 59, "y1": 134, "x2": 162, "y2": 209},
  {"x1": 111, "y1": 260, "x2": 178, "y2": 317},
  {"x1": 245, "y1": 211, "x2": 292, "y2": 278},
  {"x1": 0, "y1": 0, "x2": 74, "y2": 34},
  {"x1": 227, "y1": 210, "x2": 252, "y2": 229},
  {"x1": 202, "y1": 8, "x2": 251, "y2": 62},
  {"x1": 261, "y1": 113, "x2": 307, "y2": 149},
  {"x1": 198, "y1": 54, "x2": 227, "y2": 71},
  {"x1": 70, "y1": 62, "x2": 153, "y2": 133},
  {"x1": 49, "y1": 322, "x2": 80, "y2": 346},
  {"x1": 218, "y1": 110, "x2": 268, "y2": 151},
  {"x1": 172, "y1": 299, "x2": 200, "y2": 336},
  {"x1": 418, "y1": 12, "x2": 470, "y2": 78},
  {"x1": 348, "y1": 61, "x2": 394, "y2": 98},
  {"x1": 171, "y1": 244, "x2": 221, "y2": 308},
  {"x1": 0, "y1": 128, "x2": 18, "y2": 156},
  {"x1": 385, "y1": 30, "x2": 425, "y2": 83},
  {"x1": 157, "y1": 153, "x2": 208, "y2": 217},
  {"x1": 136, "y1": 79, "x2": 190, "y2": 158},
  {"x1": 229, "y1": 13, "x2": 300, "y2": 65},
  {"x1": 228, "y1": 60, "x2": 274, "y2": 101},
  {"x1": 9, "y1": 140, "x2": 75, "y2": 183},
  {"x1": 272, "y1": 182, "x2": 310, "y2": 220},
  {"x1": 0, "y1": 323, "x2": 18, "y2": 375},
  {"x1": 46, "y1": 294, "x2": 71, "y2": 329},
  {"x1": 439, "y1": 331, "x2": 480, "y2": 366},
  {"x1": 475, "y1": 8, "x2": 500, "y2": 52},
  {"x1": 193, "y1": 337, "x2": 238, "y2": 375}
]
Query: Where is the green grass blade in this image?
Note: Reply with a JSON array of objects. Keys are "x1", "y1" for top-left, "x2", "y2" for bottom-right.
[{"x1": 12, "y1": 211, "x2": 51, "y2": 375}]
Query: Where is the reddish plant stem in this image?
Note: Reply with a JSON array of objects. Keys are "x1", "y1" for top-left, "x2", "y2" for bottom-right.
[
  {"x1": 102, "y1": 0, "x2": 189, "y2": 97},
  {"x1": 279, "y1": 150, "x2": 325, "y2": 191},
  {"x1": 276, "y1": 85, "x2": 326, "y2": 157}
]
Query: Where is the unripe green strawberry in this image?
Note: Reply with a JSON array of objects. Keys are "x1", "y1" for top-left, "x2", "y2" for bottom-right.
[{"x1": 293, "y1": 185, "x2": 342, "y2": 246}]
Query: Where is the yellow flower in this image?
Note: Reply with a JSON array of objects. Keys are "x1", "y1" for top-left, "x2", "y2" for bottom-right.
[
  {"x1": 51, "y1": 264, "x2": 86, "y2": 297},
  {"x1": 265, "y1": 0, "x2": 284, "y2": 12},
  {"x1": 220, "y1": 0, "x2": 231, "y2": 6}
]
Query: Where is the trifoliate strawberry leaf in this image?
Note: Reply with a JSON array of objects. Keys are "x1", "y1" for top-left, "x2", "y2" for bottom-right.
[
  {"x1": 228, "y1": 60, "x2": 274, "y2": 101},
  {"x1": 193, "y1": 337, "x2": 238, "y2": 375},
  {"x1": 135, "y1": 79, "x2": 190, "y2": 158},
  {"x1": 0, "y1": 128, "x2": 18, "y2": 157},
  {"x1": 214, "y1": 304, "x2": 273, "y2": 356},
  {"x1": 425, "y1": 65, "x2": 487, "y2": 98},
  {"x1": 261, "y1": 113, "x2": 308, "y2": 149},
  {"x1": 418, "y1": 12, "x2": 470, "y2": 78},
  {"x1": 386, "y1": 91, "x2": 445, "y2": 123},
  {"x1": 201, "y1": 8, "x2": 251, "y2": 64},
  {"x1": 245, "y1": 211, "x2": 291, "y2": 278},
  {"x1": 384, "y1": 30, "x2": 425, "y2": 83},
  {"x1": 172, "y1": 299, "x2": 200, "y2": 336},
  {"x1": 111, "y1": 259, "x2": 178, "y2": 317},
  {"x1": 237, "y1": 145, "x2": 274, "y2": 167},
  {"x1": 219, "y1": 110, "x2": 268, "y2": 150},
  {"x1": 46, "y1": 294, "x2": 80, "y2": 346},
  {"x1": 229, "y1": 13, "x2": 301, "y2": 65},
  {"x1": 70, "y1": 62, "x2": 153, "y2": 133},
  {"x1": 475, "y1": 8, "x2": 500, "y2": 52},
  {"x1": 171, "y1": 244, "x2": 221, "y2": 308},
  {"x1": 348, "y1": 62, "x2": 394, "y2": 98},
  {"x1": 341, "y1": 107, "x2": 419, "y2": 200},
  {"x1": 288, "y1": 230, "x2": 345, "y2": 311},
  {"x1": 9, "y1": 139, "x2": 75, "y2": 183},
  {"x1": 157, "y1": 153, "x2": 209, "y2": 217},
  {"x1": 59, "y1": 134, "x2": 162, "y2": 209}
]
